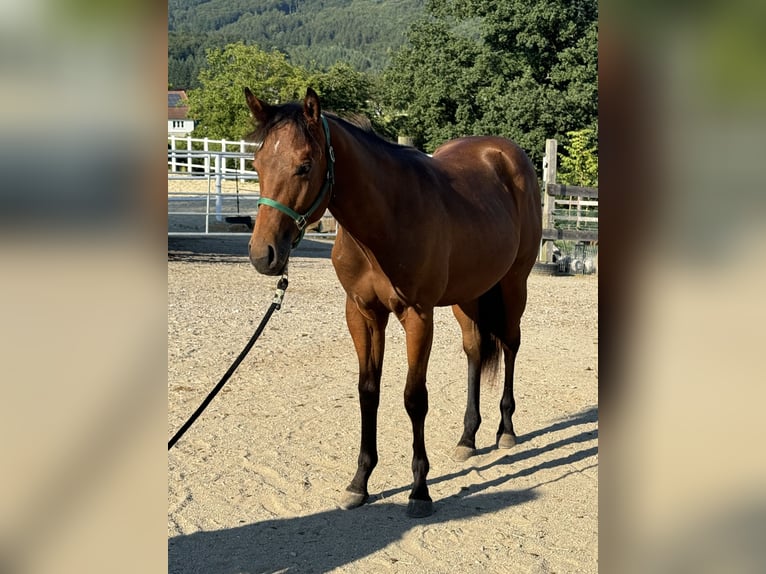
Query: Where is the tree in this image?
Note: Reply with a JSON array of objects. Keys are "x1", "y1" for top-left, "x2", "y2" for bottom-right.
[
  {"x1": 308, "y1": 63, "x2": 369, "y2": 113},
  {"x1": 310, "y1": 63, "x2": 394, "y2": 138},
  {"x1": 558, "y1": 128, "x2": 598, "y2": 186},
  {"x1": 383, "y1": 0, "x2": 597, "y2": 168},
  {"x1": 186, "y1": 42, "x2": 309, "y2": 140},
  {"x1": 167, "y1": 0, "x2": 425, "y2": 82},
  {"x1": 383, "y1": 18, "x2": 483, "y2": 149},
  {"x1": 186, "y1": 43, "x2": 397, "y2": 142}
]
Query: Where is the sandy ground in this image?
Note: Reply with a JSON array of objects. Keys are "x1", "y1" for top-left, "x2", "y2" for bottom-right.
[
  {"x1": 168, "y1": 236, "x2": 598, "y2": 574},
  {"x1": 167, "y1": 178, "x2": 260, "y2": 196}
]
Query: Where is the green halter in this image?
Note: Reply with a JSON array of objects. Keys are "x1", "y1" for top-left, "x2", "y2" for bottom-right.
[{"x1": 256, "y1": 115, "x2": 335, "y2": 248}]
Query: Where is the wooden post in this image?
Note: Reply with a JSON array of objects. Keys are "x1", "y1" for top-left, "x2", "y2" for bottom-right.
[{"x1": 541, "y1": 139, "x2": 557, "y2": 262}]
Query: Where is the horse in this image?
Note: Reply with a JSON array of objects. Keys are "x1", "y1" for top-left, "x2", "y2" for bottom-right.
[{"x1": 244, "y1": 87, "x2": 542, "y2": 517}]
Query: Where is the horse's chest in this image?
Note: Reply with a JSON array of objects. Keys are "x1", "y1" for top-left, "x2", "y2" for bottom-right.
[
  {"x1": 351, "y1": 267, "x2": 411, "y2": 315},
  {"x1": 334, "y1": 262, "x2": 416, "y2": 318},
  {"x1": 332, "y1": 231, "x2": 440, "y2": 313}
]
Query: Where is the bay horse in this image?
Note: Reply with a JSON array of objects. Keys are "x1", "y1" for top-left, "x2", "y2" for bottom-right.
[{"x1": 244, "y1": 87, "x2": 542, "y2": 517}]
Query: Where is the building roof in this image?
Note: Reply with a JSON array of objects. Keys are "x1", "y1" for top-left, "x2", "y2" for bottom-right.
[{"x1": 168, "y1": 90, "x2": 190, "y2": 120}]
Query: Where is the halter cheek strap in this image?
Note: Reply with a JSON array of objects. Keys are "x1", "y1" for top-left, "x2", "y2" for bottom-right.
[{"x1": 257, "y1": 115, "x2": 335, "y2": 248}]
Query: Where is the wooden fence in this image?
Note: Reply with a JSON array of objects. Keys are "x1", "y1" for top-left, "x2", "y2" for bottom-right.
[{"x1": 540, "y1": 138, "x2": 598, "y2": 262}]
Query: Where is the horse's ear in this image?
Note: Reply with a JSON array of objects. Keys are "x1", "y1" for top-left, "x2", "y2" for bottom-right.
[
  {"x1": 244, "y1": 87, "x2": 270, "y2": 123},
  {"x1": 303, "y1": 87, "x2": 321, "y2": 124}
]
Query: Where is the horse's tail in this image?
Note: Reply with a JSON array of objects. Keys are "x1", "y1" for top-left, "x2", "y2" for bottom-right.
[{"x1": 477, "y1": 282, "x2": 505, "y2": 383}]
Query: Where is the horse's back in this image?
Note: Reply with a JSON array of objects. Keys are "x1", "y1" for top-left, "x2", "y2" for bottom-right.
[
  {"x1": 432, "y1": 136, "x2": 539, "y2": 211},
  {"x1": 432, "y1": 136, "x2": 542, "y2": 266}
]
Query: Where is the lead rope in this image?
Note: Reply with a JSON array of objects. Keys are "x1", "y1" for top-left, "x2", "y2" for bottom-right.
[{"x1": 168, "y1": 270, "x2": 289, "y2": 450}]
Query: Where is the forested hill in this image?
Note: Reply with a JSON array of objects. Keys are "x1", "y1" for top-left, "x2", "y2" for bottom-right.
[{"x1": 168, "y1": 0, "x2": 424, "y2": 88}]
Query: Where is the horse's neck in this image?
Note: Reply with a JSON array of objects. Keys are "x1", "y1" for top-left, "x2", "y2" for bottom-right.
[{"x1": 327, "y1": 121, "x2": 401, "y2": 248}]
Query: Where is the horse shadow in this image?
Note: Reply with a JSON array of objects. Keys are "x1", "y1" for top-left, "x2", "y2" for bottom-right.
[
  {"x1": 168, "y1": 406, "x2": 597, "y2": 574},
  {"x1": 169, "y1": 491, "x2": 537, "y2": 574}
]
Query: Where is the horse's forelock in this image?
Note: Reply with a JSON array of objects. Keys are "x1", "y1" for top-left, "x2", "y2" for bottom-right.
[{"x1": 246, "y1": 103, "x2": 314, "y2": 153}]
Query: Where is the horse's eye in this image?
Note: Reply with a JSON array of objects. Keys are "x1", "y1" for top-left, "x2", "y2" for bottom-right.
[{"x1": 295, "y1": 162, "x2": 311, "y2": 176}]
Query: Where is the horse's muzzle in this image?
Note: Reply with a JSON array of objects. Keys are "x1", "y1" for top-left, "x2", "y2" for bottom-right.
[{"x1": 248, "y1": 240, "x2": 289, "y2": 276}]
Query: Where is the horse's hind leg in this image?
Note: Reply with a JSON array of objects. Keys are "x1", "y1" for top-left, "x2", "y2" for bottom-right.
[
  {"x1": 497, "y1": 334, "x2": 521, "y2": 448},
  {"x1": 339, "y1": 296, "x2": 388, "y2": 510},
  {"x1": 451, "y1": 303, "x2": 482, "y2": 461}
]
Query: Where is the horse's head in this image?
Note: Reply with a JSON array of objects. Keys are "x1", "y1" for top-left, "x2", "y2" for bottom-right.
[{"x1": 244, "y1": 87, "x2": 333, "y2": 275}]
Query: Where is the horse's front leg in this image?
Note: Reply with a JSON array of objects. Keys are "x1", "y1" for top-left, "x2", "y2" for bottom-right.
[
  {"x1": 339, "y1": 296, "x2": 388, "y2": 510},
  {"x1": 400, "y1": 306, "x2": 435, "y2": 518}
]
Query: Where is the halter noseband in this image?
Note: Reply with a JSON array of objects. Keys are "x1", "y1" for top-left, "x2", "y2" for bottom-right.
[{"x1": 256, "y1": 115, "x2": 335, "y2": 248}]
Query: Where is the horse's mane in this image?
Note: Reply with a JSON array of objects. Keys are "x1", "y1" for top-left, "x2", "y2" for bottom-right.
[
  {"x1": 328, "y1": 112, "x2": 401, "y2": 151},
  {"x1": 245, "y1": 102, "x2": 424, "y2": 165},
  {"x1": 329, "y1": 111, "x2": 431, "y2": 171}
]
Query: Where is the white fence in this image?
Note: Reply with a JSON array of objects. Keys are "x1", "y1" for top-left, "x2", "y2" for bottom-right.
[
  {"x1": 168, "y1": 135, "x2": 259, "y2": 176},
  {"x1": 168, "y1": 136, "x2": 335, "y2": 238},
  {"x1": 168, "y1": 136, "x2": 598, "y2": 247}
]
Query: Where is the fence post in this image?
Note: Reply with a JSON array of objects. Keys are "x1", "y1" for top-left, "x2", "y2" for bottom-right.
[
  {"x1": 170, "y1": 135, "x2": 176, "y2": 172},
  {"x1": 541, "y1": 138, "x2": 557, "y2": 262},
  {"x1": 203, "y1": 137, "x2": 210, "y2": 175},
  {"x1": 186, "y1": 135, "x2": 192, "y2": 173},
  {"x1": 214, "y1": 153, "x2": 223, "y2": 222}
]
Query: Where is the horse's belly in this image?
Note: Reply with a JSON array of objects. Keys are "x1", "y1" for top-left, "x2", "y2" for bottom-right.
[
  {"x1": 438, "y1": 270, "x2": 514, "y2": 305},
  {"x1": 434, "y1": 228, "x2": 519, "y2": 304}
]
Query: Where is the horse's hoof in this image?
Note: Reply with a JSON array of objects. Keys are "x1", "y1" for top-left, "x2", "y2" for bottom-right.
[
  {"x1": 497, "y1": 433, "x2": 517, "y2": 449},
  {"x1": 452, "y1": 445, "x2": 476, "y2": 462},
  {"x1": 339, "y1": 490, "x2": 368, "y2": 510},
  {"x1": 406, "y1": 499, "x2": 434, "y2": 518},
  {"x1": 407, "y1": 498, "x2": 434, "y2": 518}
]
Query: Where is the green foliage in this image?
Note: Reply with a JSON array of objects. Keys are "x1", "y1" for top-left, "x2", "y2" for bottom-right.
[
  {"x1": 186, "y1": 42, "x2": 309, "y2": 139},
  {"x1": 558, "y1": 128, "x2": 598, "y2": 186},
  {"x1": 185, "y1": 43, "x2": 391, "y2": 141},
  {"x1": 382, "y1": 0, "x2": 598, "y2": 167},
  {"x1": 173, "y1": 0, "x2": 598, "y2": 166},
  {"x1": 382, "y1": 18, "x2": 483, "y2": 148},
  {"x1": 168, "y1": 31, "x2": 226, "y2": 89},
  {"x1": 168, "y1": 0, "x2": 424, "y2": 88},
  {"x1": 309, "y1": 64, "x2": 395, "y2": 138},
  {"x1": 553, "y1": 128, "x2": 598, "y2": 239},
  {"x1": 310, "y1": 63, "x2": 372, "y2": 115}
]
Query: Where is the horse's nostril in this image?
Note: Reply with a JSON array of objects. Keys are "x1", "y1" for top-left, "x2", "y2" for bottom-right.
[
  {"x1": 248, "y1": 241, "x2": 283, "y2": 275},
  {"x1": 267, "y1": 244, "x2": 276, "y2": 267}
]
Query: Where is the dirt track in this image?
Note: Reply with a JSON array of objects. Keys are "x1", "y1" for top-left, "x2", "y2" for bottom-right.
[{"x1": 168, "y1": 236, "x2": 598, "y2": 573}]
